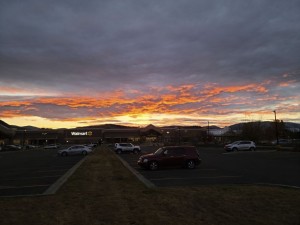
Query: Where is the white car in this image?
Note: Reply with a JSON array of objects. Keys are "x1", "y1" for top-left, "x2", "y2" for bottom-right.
[
  {"x1": 224, "y1": 141, "x2": 256, "y2": 152},
  {"x1": 57, "y1": 145, "x2": 92, "y2": 156},
  {"x1": 114, "y1": 143, "x2": 141, "y2": 154}
]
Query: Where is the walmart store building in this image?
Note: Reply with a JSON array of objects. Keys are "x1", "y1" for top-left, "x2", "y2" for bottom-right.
[{"x1": 1, "y1": 122, "x2": 208, "y2": 146}]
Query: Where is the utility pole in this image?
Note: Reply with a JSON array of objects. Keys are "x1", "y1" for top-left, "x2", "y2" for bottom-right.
[
  {"x1": 207, "y1": 121, "x2": 210, "y2": 142},
  {"x1": 178, "y1": 127, "x2": 181, "y2": 145},
  {"x1": 273, "y1": 110, "x2": 279, "y2": 145}
]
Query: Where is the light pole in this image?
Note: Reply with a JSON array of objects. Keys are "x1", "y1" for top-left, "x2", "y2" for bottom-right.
[
  {"x1": 178, "y1": 127, "x2": 181, "y2": 145},
  {"x1": 207, "y1": 121, "x2": 210, "y2": 142},
  {"x1": 273, "y1": 110, "x2": 279, "y2": 145}
]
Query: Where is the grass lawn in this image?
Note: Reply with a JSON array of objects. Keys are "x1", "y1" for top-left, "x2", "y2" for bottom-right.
[{"x1": 1, "y1": 146, "x2": 299, "y2": 225}]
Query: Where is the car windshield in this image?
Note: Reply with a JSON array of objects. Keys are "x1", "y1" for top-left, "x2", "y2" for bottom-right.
[{"x1": 154, "y1": 148, "x2": 164, "y2": 155}]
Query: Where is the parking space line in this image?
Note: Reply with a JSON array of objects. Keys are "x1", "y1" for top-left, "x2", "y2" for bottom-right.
[
  {"x1": 198, "y1": 169, "x2": 217, "y2": 171},
  {"x1": 1, "y1": 175, "x2": 61, "y2": 181},
  {"x1": 222, "y1": 150, "x2": 276, "y2": 155},
  {"x1": 255, "y1": 183, "x2": 300, "y2": 189},
  {"x1": 33, "y1": 169, "x2": 68, "y2": 173},
  {"x1": 0, "y1": 184, "x2": 50, "y2": 190},
  {"x1": 150, "y1": 176, "x2": 242, "y2": 181}
]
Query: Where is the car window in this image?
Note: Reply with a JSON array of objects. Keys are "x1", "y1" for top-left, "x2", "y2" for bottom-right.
[
  {"x1": 163, "y1": 148, "x2": 184, "y2": 156},
  {"x1": 154, "y1": 148, "x2": 164, "y2": 155},
  {"x1": 173, "y1": 148, "x2": 185, "y2": 155}
]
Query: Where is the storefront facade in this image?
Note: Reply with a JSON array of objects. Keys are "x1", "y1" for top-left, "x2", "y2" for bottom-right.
[{"x1": 2, "y1": 124, "x2": 209, "y2": 146}]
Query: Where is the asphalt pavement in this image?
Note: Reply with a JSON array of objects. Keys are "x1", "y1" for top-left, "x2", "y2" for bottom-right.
[
  {"x1": 1, "y1": 146, "x2": 299, "y2": 198},
  {"x1": 0, "y1": 148, "x2": 84, "y2": 197},
  {"x1": 118, "y1": 146, "x2": 300, "y2": 188}
]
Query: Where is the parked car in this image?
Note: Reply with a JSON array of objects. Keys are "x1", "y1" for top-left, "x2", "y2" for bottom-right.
[
  {"x1": 86, "y1": 143, "x2": 97, "y2": 149},
  {"x1": 114, "y1": 143, "x2": 141, "y2": 154},
  {"x1": 224, "y1": 141, "x2": 256, "y2": 152},
  {"x1": 271, "y1": 139, "x2": 291, "y2": 145},
  {"x1": 44, "y1": 144, "x2": 60, "y2": 149},
  {"x1": 1, "y1": 145, "x2": 21, "y2": 151},
  {"x1": 25, "y1": 145, "x2": 38, "y2": 149},
  {"x1": 138, "y1": 146, "x2": 201, "y2": 170},
  {"x1": 57, "y1": 145, "x2": 92, "y2": 156}
]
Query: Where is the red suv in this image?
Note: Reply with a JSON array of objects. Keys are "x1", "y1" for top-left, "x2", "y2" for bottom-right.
[{"x1": 137, "y1": 146, "x2": 201, "y2": 170}]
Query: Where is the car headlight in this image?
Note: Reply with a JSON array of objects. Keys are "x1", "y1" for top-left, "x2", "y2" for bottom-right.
[{"x1": 143, "y1": 158, "x2": 148, "y2": 163}]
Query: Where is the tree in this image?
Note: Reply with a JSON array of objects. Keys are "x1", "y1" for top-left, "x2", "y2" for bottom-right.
[{"x1": 241, "y1": 121, "x2": 262, "y2": 143}]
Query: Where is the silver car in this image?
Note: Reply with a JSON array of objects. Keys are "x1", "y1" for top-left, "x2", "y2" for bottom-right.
[
  {"x1": 44, "y1": 144, "x2": 59, "y2": 149},
  {"x1": 57, "y1": 145, "x2": 92, "y2": 156},
  {"x1": 224, "y1": 141, "x2": 256, "y2": 152}
]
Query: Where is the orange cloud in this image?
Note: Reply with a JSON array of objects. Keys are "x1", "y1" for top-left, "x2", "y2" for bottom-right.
[
  {"x1": 1, "y1": 80, "x2": 298, "y2": 126},
  {"x1": 202, "y1": 83, "x2": 268, "y2": 97},
  {"x1": 0, "y1": 110, "x2": 29, "y2": 118},
  {"x1": 0, "y1": 101, "x2": 32, "y2": 107},
  {"x1": 0, "y1": 86, "x2": 25, "y2": 94},
  {"x1": 278, "y1": 80, "x2": 296, "y2": 87}
]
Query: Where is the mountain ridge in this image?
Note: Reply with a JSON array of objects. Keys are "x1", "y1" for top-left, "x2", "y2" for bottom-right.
[{"x1": 1, "y1": 120, "x2": 300, "y2": 131}]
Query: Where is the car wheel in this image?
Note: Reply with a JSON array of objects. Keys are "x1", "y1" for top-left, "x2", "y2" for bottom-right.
[
  {"x1": 186, "y1": 160, "x2": 195, "y2": 169},
  {"x1": 61, "y1": 152, "x2": 67, "y2": 157},
  {"x1": 82, "y1": 150, "x2": 87, "y2": 156},
  {"x1": 117, "y1": 149, "x2": 122, "y2": 154},
  {"x1": 233, "y1": 147, "x2": 238, "y2": 151},
  {"x1": 250, "y1": 147, "x2": 255, "y2": 151},
  {"x1": 149, "y1": 161, "x2": 158, "y2": 171},
  {"x1": 133, "y1": 149, "x2": 137, "y2": 154}
]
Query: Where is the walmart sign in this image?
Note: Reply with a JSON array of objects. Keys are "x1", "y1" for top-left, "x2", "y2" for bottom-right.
[{"x1": 71, "y1": 131, "x2": 93, "y2": 136}]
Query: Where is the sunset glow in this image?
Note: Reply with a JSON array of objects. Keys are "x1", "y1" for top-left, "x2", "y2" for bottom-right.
[
  {"x1": 1, "y1": 1, "x2": 299, "y2": 128},
  {"x1": 1, "y1": 78, "x2": 299, "y2": 128}
]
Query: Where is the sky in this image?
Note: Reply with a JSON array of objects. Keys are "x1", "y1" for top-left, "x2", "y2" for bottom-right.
[{"x1": 0, "y1": 0, "x2": 300, "y2": 129}]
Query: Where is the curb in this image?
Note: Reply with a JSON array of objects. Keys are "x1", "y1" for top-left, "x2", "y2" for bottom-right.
[
  {"x1": 43, "y1": 156, "x2": 87, "y2": 195},
  {"x1": 0, "y1": 155, "x2": 88, "y2": 198},
  {"x1": 114, "y1": 153, "x2": 156, "y2": 189}
]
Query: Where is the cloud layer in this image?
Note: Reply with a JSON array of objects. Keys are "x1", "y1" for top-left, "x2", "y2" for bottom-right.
[{"x1": 0, "y1": 0, "x2": 300, "y2": 127}]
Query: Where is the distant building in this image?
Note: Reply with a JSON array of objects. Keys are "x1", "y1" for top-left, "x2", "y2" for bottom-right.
[
  {"x1": 1, "y1": 122, "x2": 211, "y2": 146},
  {"x1": 0, "y1": 121, "x2": 16, "y2": 145}
]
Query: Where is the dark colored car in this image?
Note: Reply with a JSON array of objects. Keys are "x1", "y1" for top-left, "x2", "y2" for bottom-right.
[
  {"x1": 137, "y1": 146, "x2": 201, "y2": 170},
  {"x1": 1, "y1": 145, "x2": 21, "y2": 151}
]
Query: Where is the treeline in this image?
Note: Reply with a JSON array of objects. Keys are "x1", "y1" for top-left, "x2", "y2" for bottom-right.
[{"x1": 239, "y1": 121, "x2": 299, "y2": 143}]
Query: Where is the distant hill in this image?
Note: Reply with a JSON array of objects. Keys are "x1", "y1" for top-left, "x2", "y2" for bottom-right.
[
  {"x1": 0, "y1": 120, "x2": 11, "y2": 128},
  {"x1": 229, "y1": 121, "x2": 300, "y2": 130},
  {"x1": 161, "y1": 125, "x2": 202, "y2": 129},
  {"x1": 79, "y1": 124, "x2": 137, "y2": 129},
  {"x1": 9, "y1": 125, "x2": 41, "y2": 131},
  {"x1": 285, "y1": 122, "x2": 300, "y2": 129},
  {"x1": 1, "y1": 120, "x2": 299, "y2": 131}
]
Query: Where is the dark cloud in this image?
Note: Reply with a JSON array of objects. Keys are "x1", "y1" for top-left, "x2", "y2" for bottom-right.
[{"x1": 1, "y1": 0, "x2": 300, "y2": 93}]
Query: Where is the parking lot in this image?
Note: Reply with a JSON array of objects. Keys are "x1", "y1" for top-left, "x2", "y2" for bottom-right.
[
  {"x1": 118, "y1": 146, "x2": 300, "y2": 188},
  {"x1": 0, "y1": 148, "x2": 84, "y2": 197},
  {"x1": 1, "y1": 146, "x2": 299, "y2": 198}
]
